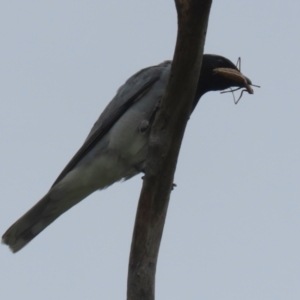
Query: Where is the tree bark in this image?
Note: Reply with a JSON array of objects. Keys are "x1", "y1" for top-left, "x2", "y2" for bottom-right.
[{"x1": 127, "y1": 1, "x2": 212, "y2": 299}]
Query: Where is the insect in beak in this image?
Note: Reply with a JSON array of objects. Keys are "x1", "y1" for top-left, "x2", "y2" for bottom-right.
[{"x1": 214, "y1": 57, "x2": 260, "y2": 104}]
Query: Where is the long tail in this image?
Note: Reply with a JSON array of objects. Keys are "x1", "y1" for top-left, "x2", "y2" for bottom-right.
[{"x1": 2, "y1": 194, "x2": 65, "y2": 253}]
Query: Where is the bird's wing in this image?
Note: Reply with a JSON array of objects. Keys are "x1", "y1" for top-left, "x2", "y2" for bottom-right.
[{"x1": 51, "y1": 62, "x2": 171, "y2": 187}]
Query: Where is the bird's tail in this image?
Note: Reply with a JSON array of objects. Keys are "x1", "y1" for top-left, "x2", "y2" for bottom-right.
[{"x1": 2, "y1": 194, "x2": 63, "y2": 253}]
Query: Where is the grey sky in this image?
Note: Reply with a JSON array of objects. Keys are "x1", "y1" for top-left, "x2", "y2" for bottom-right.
[{"x1": 1, "y1": 1, "x2": 300, "y2": 299}]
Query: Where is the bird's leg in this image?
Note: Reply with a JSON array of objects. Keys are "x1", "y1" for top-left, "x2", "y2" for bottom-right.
[
  {"x1": 148, "y1": 100, "x2": 161, "y2": 125},
  {"x1": 138, "y1": 99, "x2": 162, "y2": 134},
  {"x1": 138, "y1": 120, "x2": 150, "y2": 134}
]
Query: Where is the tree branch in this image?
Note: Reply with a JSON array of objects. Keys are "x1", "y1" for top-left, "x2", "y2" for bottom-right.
[{"x1": 127, "y1": 1, "x2": 212, "y2": 299}]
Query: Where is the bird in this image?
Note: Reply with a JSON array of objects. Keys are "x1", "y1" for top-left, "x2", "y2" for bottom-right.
[{"x1": 2, "y1": 54, "x2": 255, "y2": 253}]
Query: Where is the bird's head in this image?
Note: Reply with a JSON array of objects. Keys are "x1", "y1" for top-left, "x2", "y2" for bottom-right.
[{"x1": 195, "y1": 54, "x2": 258, "y2": 105}]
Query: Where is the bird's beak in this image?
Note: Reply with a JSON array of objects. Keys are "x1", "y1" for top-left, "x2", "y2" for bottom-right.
[{"x1": 213, "y1": 68, "x2": 254, "y2": 94}]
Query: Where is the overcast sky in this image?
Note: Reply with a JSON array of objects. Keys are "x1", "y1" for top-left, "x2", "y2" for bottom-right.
[{"x1": 1, "y1": 1, "x2": 300, "y2": 299}]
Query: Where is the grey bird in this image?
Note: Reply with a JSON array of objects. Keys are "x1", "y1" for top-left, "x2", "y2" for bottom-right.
[{"x1": 2, "y1": 54, "x2": 256, "y2": 252}]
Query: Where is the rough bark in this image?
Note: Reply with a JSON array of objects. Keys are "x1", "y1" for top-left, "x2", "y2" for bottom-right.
[{"x1": 127, "y1": 1, "x2": 212, "y2": 299}]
